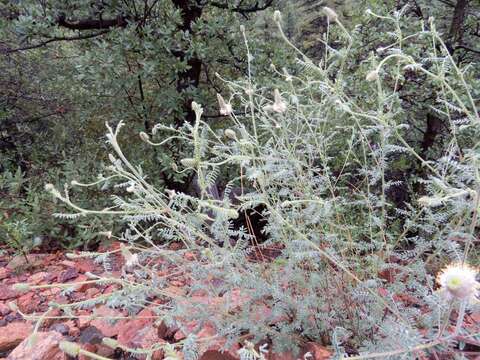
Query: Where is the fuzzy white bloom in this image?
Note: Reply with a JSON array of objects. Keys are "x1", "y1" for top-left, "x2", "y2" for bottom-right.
[
  {"x1": 437, "y1": 263, "x2": 479, "y2": 301},
  {"x1": 121, "y1": 243, "x2": 139, "y2": 268},
  {"x1": 191, "y1": 101, "x2": 203, "y2": 118},
  {"x1": 44, "y1": 183, "x2": 61, "y2": 199},
  {"x1": 180, "y1": 158, "x2": 197, "y2": 168},
  {"x1": 323, "y1": 6, "x2": 338, "y2": 22},
  {"x1": 237, "y1": 341, "x2": 267, "y2": 360},
  {"x1": 417, "y1": 196, "x2": 443, "y2": 207},
  {"x1": 264, "y1": 89, "x2": 287, "y2": 113},
  {"x1": 99, "y1": 231, "x2": 112, "y2": 238},
  {"x1": 217, "y1": 94, "x2": 233, "y2": 116},
  {"x1": 273, "y1": 10, "x2": 282, "y2": 23},
  {"x1": 59, "y1": 341, "x2": 81, "y2": 357},
  {"x1": 224, "y1": 129, "x2": 237, "y2": 140},
  {"x1": 366, "y1": 70, "x2": 379, "y2": 82},
  {"x1": 139, "y1": 131, "x2": 150, "y2": 142},
  {"x1": 125, "y1": 253, "x2": 139, "y2": 268}
]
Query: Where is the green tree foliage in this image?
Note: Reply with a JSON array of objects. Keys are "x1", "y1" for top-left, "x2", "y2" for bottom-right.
[{"x1": 0, "y1": 0, "x2": 283, "y2": 249}]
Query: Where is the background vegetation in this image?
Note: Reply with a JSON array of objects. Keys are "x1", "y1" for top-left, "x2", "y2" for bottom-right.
[{"x1": 1, "y1": 0, "x2": 480, "y2": 358}]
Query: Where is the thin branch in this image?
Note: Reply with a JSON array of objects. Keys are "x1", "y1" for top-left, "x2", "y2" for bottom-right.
[
  {"x1": 208, "y1": 0, "x2": 274, "y2": 14},
  {"x1": 454, "y1": 44, "x2": 480, "y2": 54},
  {"x1": 3, "y1": 30, "x2": 110, "y2": 53},
  {"x1": 56, "y1": 14, "x2": 129, "y2": 30}
]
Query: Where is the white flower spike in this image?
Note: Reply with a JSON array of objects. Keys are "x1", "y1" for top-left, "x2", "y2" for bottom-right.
[{"x1": 437, "y1": 263, "x2": 479, "y2": 301}]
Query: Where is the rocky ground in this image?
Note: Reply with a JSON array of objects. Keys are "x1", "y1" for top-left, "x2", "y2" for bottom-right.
[{"x1": 0, "y1": 243, "x2": 332, "y2": 360}]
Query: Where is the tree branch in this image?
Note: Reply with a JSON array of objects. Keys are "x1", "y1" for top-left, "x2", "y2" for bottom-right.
[
  {"x1": 208, "y1": 0, "x2": 274, "y2": 15},
  {"x1": 3, "y1": 30, "x2": 110, "y2": 53},
  {"x1": 56, "y1": 13, "x2": 129, "y2": 30},
  {"x1": 454, "y1": 44, "x2": 480, "y2": 54}
]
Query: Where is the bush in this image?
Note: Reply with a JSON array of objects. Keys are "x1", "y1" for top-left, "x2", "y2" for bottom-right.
[{"x1": 43, "y1": 7, "x2": 479, "y2": 359}]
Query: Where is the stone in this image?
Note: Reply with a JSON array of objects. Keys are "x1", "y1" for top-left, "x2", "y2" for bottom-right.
[
  {"x1": 302, "y1": 342, "x2": 331, "y2": 360},
  {"x1": 0, "y1": 268, "x2": 9, "y2": 280},
  {"x1": 95, "y1": 344, "x2": 116, "y2": 358},
  {"x1": 199, "y1": 350, "x2": 238, "y2": 360},
  {"x1": 7, "y1": 331, "x2": 65, "y2": 360},
  {"x1": 70, "y1": 274, "x2": 91, "y2": 292},
  {"x1": 90, "y1": 305, "x2": 124, "y2": 337},
  {"x1": 78, "y1": 343, "x2": 97, "y2": 360},
  {"x1": 77, "y1": 310, "x2": 92, "y2": 329},
  {"x1": 27, "y1": 272, "x2": 49, "y2": 285},
  {"x1": 6, "y1": 255, "x2": 47, "y2": 271},
  {"x1": 0, "y1": 285, "x2": 18, "y2": 301},
  {"x1": 75, "y1": 258, "x2": 98, "y2": 274},
  {"x1": 57, "y1": 268, "x2": 79, "y2": 283},
  {"x1": 17, "y1": 293, "x2": 41, "y2": 314},
  {"x1": 78, "y1": 326, "x2": 104, "y2": 345},
  {"x1": 117, "y1": 308, "x2": 155, "y2": 347},
  {"x1": 0, "y1": 302, "x2": 11, "y2": 316},
  {"x1": 49, "y1": 323, "x2": 69, "y2": 336},
  {"x1": 0, "y1": 322, "x2": 32, "y2": 353},
  {"x1": 60, "y1": 260, "x2": 76, "y2": 268},
  {"x1": 85, "y1": 287, "x2": 100, "y2": 298}
]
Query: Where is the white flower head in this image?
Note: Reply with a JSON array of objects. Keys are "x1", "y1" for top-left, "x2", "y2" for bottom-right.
[
  {"x1": 273, "y1": 10, "x2": 282, "y2": 23},
  {"x1": 366, "y1": 70, "x2": 379, "y2": 82},
  {"x1": 224, "y1": 129, "x2": 237, "y2": 140},
  {"x1": 437, "y1": 263, "x2": 479, "y2": 301},
  {"x1": 418, "y1": 196, "x2": 443, "y2": 208},
  {"x1": 139, "y1": 131, "x2": 150, "y2": 142},
  {"x1": 217, "y1": 93, "x2": 233, "y2": 116},
  {"x1": 264, "y1": 89, "x2": 287, "y2": 114},
  {"x1": 323, "y1": 6, "x2": 338, "y2": 22},
  {"x1": 126, "y1": 253, "x2": 139, "y2": 268}
]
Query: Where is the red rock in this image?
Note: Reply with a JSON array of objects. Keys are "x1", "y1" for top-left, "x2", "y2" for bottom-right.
[
  {"x1": 6, "y1": 254, "x2": 47, "y2": 271},
  {"x1": 42, "y1": 309, "x2": 62, "y2": 328},
  {"x1": 76, "y1": 310, "x2": 92, "y2": 329},
  {"x1": 170, "y1": 280, "x2": 185, "y2": 287},
  {"x1": 75, "y1": 258, "x2": 98, "y2": 274},
  {"x1": 117, "y1": 308, "x2": 156, "y2": 347},
  {"x1": 199, "y1": 350, "x2": 238, "y2": 360},
  {"x1": 90, "y1": 305, "x2": 124, "y2": 337},
  {"x1": 58, "y1": 267, "x2": 79, "y2": 282},
  {"x1": 0, "y1": 268, "x2": 10, "y2": 280},
  {"x1": 302, "y1": 342, "x2": 331, "y2": 360},
  {"x1": 79, "y1": 343, "x2": 97, "y2": 360},
  {"x1": 96, "y1": 344, "x2": 116, "y2": 358},
  {"x1": 7, "y1": 331, "x2": 65, "y2": 360},
  {"x1": 0, "y1": 322, "x2": 32, "y2": 352},
  {"x1": 85, "y1": 288, "x2": 100, "y2": 298},
  {"x1": 27, "y1": 272, "x2": 49, "y2": 285},
  {"x1": 102, "y1": 284, "x2": 120, "y2": 294},
  {"x1": 0, "y1": 285, "x2": 18, "y2": 301},
  {"x1": 0, "y1": 302, "x2": 11, "y2": 316},
  {"x1": 266, "y1": 351, "x2": 295, "y2": 360},
  {"x1": 40, "y1": 287, "x2": 62, "y2": 297},
  {"x1": 184, "y1": 251, "x2": 197, "y2": 261},
  {"x1": 60, "y1": 260, "x2": 76, "y2": 268},
  {"x1": 71, "y1": 274, "x2": 91, "y2": 292},
  {"x1": 17, "y1": 293, "x2": 41, "y2": 314},
  {"x1": 163, "y1": 285, "x2": 186, "y2": 297},
  {"x1": 120, "y1": 325, "x2": 165, "y2": 360}
]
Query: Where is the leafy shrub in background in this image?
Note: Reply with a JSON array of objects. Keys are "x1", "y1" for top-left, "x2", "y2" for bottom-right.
[{"x1": 36, "y1": 6, "x2": 480, "y2": 359}]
